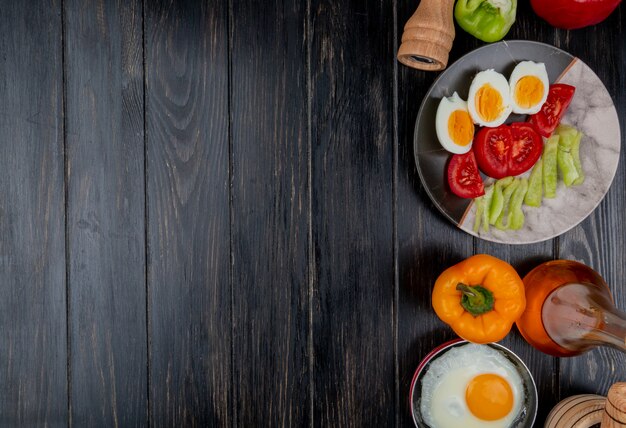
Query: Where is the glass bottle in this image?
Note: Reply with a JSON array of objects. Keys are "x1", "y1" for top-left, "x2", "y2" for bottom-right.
[{"x1": 516, "y1": 260, "x2": 626, "y2": 357}]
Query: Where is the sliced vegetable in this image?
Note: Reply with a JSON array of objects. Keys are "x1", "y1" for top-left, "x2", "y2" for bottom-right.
[
  {"x1": 448, "y1": 151, "x2": 485, "y2": 199},
  {"x1": 508, "y1": 122, "x2": 544, "y2": 176},
  {"x1": 524, "y1": 158, "x2": 543, "y2": 207},
  {"x1": 556, "y1": 123, "x2": 579, "y2": 142},
  {"x1": 432, "y1": 254, "x2": 526, "y2": 344},
  {"x1": 557, "y1": 124, "x2": 585, "y2": 185},
  {"x1": 481, "y1": 185, "x2": 494, "y2": 232},
  {"x1": 474, "y1": 122, "x2": 542, "y2": 179},
  {"x1": 528, "y1": 84, "x2": 576, "y2": 137},
  {"x1": 455, "y1": 0, "x2": 518, "y2": 43},
  {"x1": 571, "y1": 132, "x2": 584, "y2": 185},
  {"x1": 557, "y1": 135, "x2": 579, "y2": 186},
  {"x1": 543, "y1": 135, "x2": 559, "y2": 198},
  {"x1": 489, "y1": 176, "x2": 514, "y2": 224},
  {"x1": 473, "y1": 184, "x2": 495, "y2": 233},
  {"x1": 473, "y1": 196, "x2": 484, "y2": 232},
  {"x1": 495, "y1": 178, "x2": 520, "y2": 230},
  {"x1": 474, "y1": 124, "x2": 512, "y2": 179},
  {"x1": 530, "y1": 0, "x2": 621, "y2": 30},
  {"x1": 508, "y1": 178, "x2": 528, "y2": 230}
]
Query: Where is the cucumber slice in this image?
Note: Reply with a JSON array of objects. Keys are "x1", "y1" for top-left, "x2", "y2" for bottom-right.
[
  {"x1": 495, "y1": 179, "x2": 520, "y2": 230},
  {"x1": 557, "y1": 144, "x2": 579, "y2": 186},
  {"x1": 480, "y1": 185, "x2": 494, "y2": 233},
  {"x1": 571, "y1": 131, "x2": 584, "y2": 185},
  {"x1": 543, "y1": 135, "x2": 559, "y2": 198},
  {"x1": 509, "y1": 178, "x2": 529, "y2": 230},
  {"x1": 556, "y1": 124, "x2": 578, "y2": 145},
  {"x1": 524, "y1": 158, "x2": 543, "y2": 207},
  {"x1": 489, "y1": 176, "x2": 514, "y2": 225},
  {"x1": 473, "y1": 196, "x2": 484, "y2": 233}
]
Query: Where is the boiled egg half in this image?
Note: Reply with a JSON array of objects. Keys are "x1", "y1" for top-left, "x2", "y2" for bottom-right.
[
  {"x1": 420, "y1": 344, "x2": 524, "y2": 428},
  {"x1": 467, "y1": 69, "x2": 512, "y2": 127},
  {"x1": 509, "y1": 61, "x2": 549, "y2": 114},
  {"x1": 435, "y1": 92, "x2": 475, "y2": 154}
]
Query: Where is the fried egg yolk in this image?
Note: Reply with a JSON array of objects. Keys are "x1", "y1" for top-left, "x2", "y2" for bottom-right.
[
  {"x1": 514, "y1": 76, "x2": 545, "y2": 110},
  {"x1": 448, "y1": 110, "x2": 474, "y2": 147},
  {"x1": 465, "y1": 373, "x2": 514, "y2": 421},
  {"x1": 475, "y1": 84, "x2": 504, "y2": 123}
]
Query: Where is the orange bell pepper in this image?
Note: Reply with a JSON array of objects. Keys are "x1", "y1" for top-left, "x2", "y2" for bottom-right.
[{"x1": 432, "y1": 254, "x2": 526, "y2": 344}]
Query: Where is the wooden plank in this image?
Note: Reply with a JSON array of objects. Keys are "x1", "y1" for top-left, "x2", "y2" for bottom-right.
[
  {"x1": 145, "y1": 0, "x2": 231, "y2": 425},
  {"x1": 64, "y1": 0, "x2": 147, "y2": 425},
  {"x1": 229, "y1": 0, "x2": 309, "y2": 426},
  {"x1": 310, "y1": 1, "x2": 395, "y2": 426},
  {"x1": 556, "y1": 6, "x2": 626, "y2": 402},
  {"x1": 0, "y1": 1, "x2": 67, "y2": 426},
  {"x1": 394, "y1": 4, "x2": 475, "y2": 425}
]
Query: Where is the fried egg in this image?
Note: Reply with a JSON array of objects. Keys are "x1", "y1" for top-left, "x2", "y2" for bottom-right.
[
  {"x1": 467, "y1": 69, "x2": 512, "y2": 127},
  {"x1": 509, "y1": 61, "x2": 549, "y2": 114},
  {"x1": 420, "y1": 344, "x2": 524, "y2": 428},
  {"x1": 435, "y1": 92, "x2": 475, "y2": 154}
]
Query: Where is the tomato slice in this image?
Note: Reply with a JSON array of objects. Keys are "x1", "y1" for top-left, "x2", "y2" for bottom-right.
[
  {"x1": 528, "y1": 84, "x2": 575, "y2": 137},
  {"x1": 508, "y1": 123, "x2": 543, "y2": 176},
  {"x1": 473, "y1": 122, "x2": 543, "y2": 178},
  {"x1": 447, "y1": 151, "x2": 485, "y2": 199},
  {"x1": 473, "y1": 124, "x2": 513, "y2": 179}
]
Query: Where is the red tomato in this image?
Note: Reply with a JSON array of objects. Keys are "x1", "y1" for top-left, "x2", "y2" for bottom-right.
[
  {"x1": 474, "y1": 123, "x2": 543, "y2": 179},
  {"x1": 530, "y1": 0, "x2": 621, "y2": 30},
  {"x1": 447, "y1": 151, "x2": 485, "y2": 199},
  {"x1": 508, "y1": 123, "x2": 544, "y2": 176},
  {"x1": 473, "y1": 124, "x2": 513, "y2": 179},
  {"x1": 528, "y1": 84, "x2": 575, "y2": 137}
]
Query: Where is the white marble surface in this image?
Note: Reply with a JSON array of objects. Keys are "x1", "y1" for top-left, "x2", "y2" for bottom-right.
[{"x1": 460, "y1": 59, "x2": 621, "y2": 244}]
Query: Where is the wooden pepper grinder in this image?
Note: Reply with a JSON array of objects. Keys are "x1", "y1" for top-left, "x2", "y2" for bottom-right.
[
  {"x1": 602, "y1": 382, "x2": 626, "y2": 427},
  {"x1": 544, "y1": 394, "x2": 607, "y2": 428},
  {"x1": 397, "y1": 0, "x2": 456, "y2": 71},
  {"x1": 544, "y1": 383, "x2": 626, "y2": 428}
]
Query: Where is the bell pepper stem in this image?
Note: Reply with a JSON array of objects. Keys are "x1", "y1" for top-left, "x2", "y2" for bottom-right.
[{"x1": 457, "y1": 283, "x2": 495, "y2": 317}]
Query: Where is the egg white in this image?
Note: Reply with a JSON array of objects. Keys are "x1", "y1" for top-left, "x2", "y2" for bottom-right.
[
  {"x1": 420, "y1": 344, "x2": 524, "y2": 428},
  {"x1": 467, "y1": 69, "x2": 512, "y2": 127},
  {"x1": 509, "y1": 61, "x2": 549, "y2": 115},
  {"x1": 435, "y1": 92, "x2": 474, "y2": 154}
]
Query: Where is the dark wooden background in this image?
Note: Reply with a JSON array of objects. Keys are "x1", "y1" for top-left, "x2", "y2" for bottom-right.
[{"x1": 0, "y1": 0, "x2": 623, "y2": 426}]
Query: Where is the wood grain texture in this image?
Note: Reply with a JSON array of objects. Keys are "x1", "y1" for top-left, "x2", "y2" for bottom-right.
[
  {"x1": 64, "y1": 0, "x2": 147, "y2": 425},
  {"x1": 145, "y1": 0, "x2": 231, "y2": 426},
  {"x1": 0, "y1": 1, "x2": 67, "y2": 426},
  {"x1": 230, "y1": 0, "x2": 310, "y2": 426},
  {"x1": 556, "y1": 5, "x2": 626, "y2": 401},
  {"x1": 310, "y1": 1, "x2": 395, "y2": 426},
  {"x1": 395, "y1": 4, "x2": 475, "y2": 427}
]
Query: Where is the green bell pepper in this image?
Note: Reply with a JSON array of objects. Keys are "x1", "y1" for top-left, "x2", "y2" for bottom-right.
[{"x1": 454, "y1": 0, "x2": 517, "y2": 43}]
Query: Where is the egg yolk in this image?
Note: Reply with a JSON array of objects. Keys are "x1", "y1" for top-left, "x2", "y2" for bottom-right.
[
  {"x1": 475, "y1": 84, "x2": 504, "y2": 122},
  {"x1": 447, "y1": 110, "x2": 474, "y2": 146},
  {"x1": 465, "y1": 373, "x2": 514, "y2": 421},
  {"x1": 515, "y1": 76, "x2": 545, "y2": 108}
]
